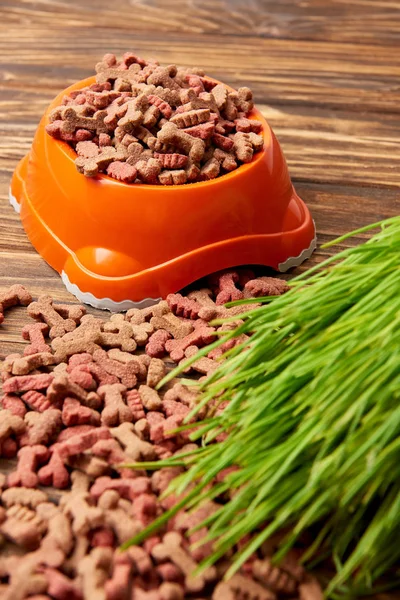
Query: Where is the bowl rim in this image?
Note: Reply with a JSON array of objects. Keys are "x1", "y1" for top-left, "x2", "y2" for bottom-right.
[{"x1": 46, "y1": 75, "x2": 271, "y2": 190}]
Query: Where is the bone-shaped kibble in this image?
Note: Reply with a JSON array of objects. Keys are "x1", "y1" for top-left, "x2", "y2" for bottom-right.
[
  {"x1": 147, "y1": 65, "x2": 181, "y2": 91},
  {"x1": 62, "y1": 397, "x2": 101, "y2": 427},
  {"x1": 36, "y1": 502, "x2": 74, "y2": 556},
  {"x1": 38, "y1": 443, "x2": 70, "y2": 489},
  {"x1": 67, "y1": 454, "x2": 110, "y2": 479},
  {"x1": 209, "y1": 270, "x2": 244, "y2": 305},
  {"x1": 60, "y1": 474, "x2": 105, "y2": 536},
  {"x1": 27, "y1": 296, "x2": 84, "y2": 339},
  {"x1": 110, "y1": 422, "x2": 156, "y2": 462},
  {"x1": 46, "y1": 374, "x2": 101, "y2": 410},
  {"x1": 125, "y1": 389, "x2": 146, "y2": 421},
  {"x1": 152, "y1": 531, "x2": 217, "y2": 592},
  {"x1": 180, "y1": 345, "x2": 219, "y2": 376},
  {"x1": 153, "y1": 152, "x2": 188, "y2": 169},
  {"x1": 8, "y1": 445, "x2": 49, "y2": 488},
  {"x1": 41, "y1": 567, "x2": 82, "y2": 600},
  {"x1": 223, "y1": 92, "x2": 238, "y2": 121},
  {"x1": 93, "y1": 348, "x2": 138, "y2": 388},
  {"x1": 146, "y1": 358, "x2": 166, "y2": 388},
  {"x1": 22, "y1": 322, "x2": 51, "y2": 355},
  {"x1": 6, "y1": 352, "x2": 56, "y2": 376},
  {"x1": 157, "y1": 122, "x2": 205, "y2": 162},
  {"x1": 76, "y1": 145, "x2": 126, "y2": 177},
  {"x1": 148, "y1": 94, "x2": 173, "y2": 119},
  {"x1": 165, "y1": 325, "x2": 216, "y2": 362},
  {"x1": 145, "y1": 329, "x2": 171, "y2": 358},
  {"x1": 77, "y1": 546, "x2": 113, "y2": 600},
  {"x1": 104, "y1": 554, "x2": 132, "y2": 600},
  {"x1": 98, "y1": 315, "x2": 137, "y2": 351},
  {"x1": 51, "y1": 324, "x2": 102, "y2": 362},
  {"x1": 187, "y1": 288, "x2": 257, "y2": 321},
  {"x1": 3, "y1": 373, "x2": 54, "y2": 394},
  {"x1": 214, "y1": 147, "x2": 237, "y2": 171},
  {"x1": 98, "y1": 383, "x2": 133, "y2": 427},
  {"x1": 19, "y1": 409, "x2": 62, "y2": 447},
  {"x1": 96, "y1": 61, "x2": 142, "y2": 86},
  {"x1": 117, "y1": 94, "x2": 149, "y2": 132},
  {"x1": 90, "y1": 475, "x2": 151, "y2": 501},
  {"x1": 213, "y1": 574, "x2": 276, "y2": 600},
  {"x1": 0, "y1": 503, "x2": 46, "y2": 550},
  {"x1": 0, "y1": 409, "x2": 26, "y2": 443},
  {"x1": 243, "y1": 276, "x2": 290, "y2": 298},
  {"x1": 150, "y1": 313, "x2": 193, "y2": 340},
  {"x1": 1, "y1": 486, "x2": 48, "y2": 509},
  {"x1": 138, "y1": 385, "x2": 163, "y2": 411},
  {"x1": 0, "y1": 285, "x2": 32, "y2": 324},
  {"x1": 57, "y1": 428, "x2": 111, "y2": 462},
  {"x1": 98, "y1": 490, "x2": 142, "y2": 544}
]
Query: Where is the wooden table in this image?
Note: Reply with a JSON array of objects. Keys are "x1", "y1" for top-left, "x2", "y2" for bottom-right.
[
  {"x1": 0, "y1": 4, "x2": 399, "y2": 597},
  {"x1": 0, "y1": 0, "x2": 399, "y2": 360}
]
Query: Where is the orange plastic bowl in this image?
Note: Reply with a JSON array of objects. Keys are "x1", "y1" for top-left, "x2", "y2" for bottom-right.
[{"x1": 10, "y1": 76, "x2": 316, "y2": 310}]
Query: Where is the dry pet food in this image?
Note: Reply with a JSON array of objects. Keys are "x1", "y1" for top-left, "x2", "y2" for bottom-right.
[
  {"x1": 0, "y1": 273, "x2": 317, "y2": 600},
  {"x1": 45, "y1": 53, "x2": 264, "y2": 185}
]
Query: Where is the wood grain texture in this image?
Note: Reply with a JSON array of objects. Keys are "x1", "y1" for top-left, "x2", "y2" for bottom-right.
[{"x1": 0, "y1": 2, "x2": 399, "y2": 594}]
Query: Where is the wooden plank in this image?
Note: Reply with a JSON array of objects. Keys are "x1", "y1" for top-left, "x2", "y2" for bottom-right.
[
  {"x1": 0, "y1": 0, "x2": 399, "y2": 46},
  {"x1": 0, "y1": 29, "x2": 399, "y2": 113}
]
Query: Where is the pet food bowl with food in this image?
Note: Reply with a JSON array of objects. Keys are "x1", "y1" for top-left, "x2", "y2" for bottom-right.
[{"x1": 10, "y1": 76, "x2": 316, "y2": 310}]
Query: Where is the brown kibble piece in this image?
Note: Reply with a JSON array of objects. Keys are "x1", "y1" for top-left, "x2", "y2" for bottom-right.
[
  {"x1": 158, "y1": 122, "x2": 205, "y2": 162},
  {"x1": 20, "y1": 409, "x2": 62, "y2": 446},
  {"x1": 76, "y1": 145, "x2": 126, "y2": 177},
  {"x1": 62, "y1": 397, "x2": 101, "y2": 426},
  {"x1": 5, "y1": 352, "x2": 55, "y2": 376},
  {"x1": 110, "y1": 422, "x2": 156, "y2": 462},
  {"x1": 78, "y1": 547, "x2": 113, "y2": 600},
  {"x1": 47, "y1": 374, "x2": 101, "y2": 410},
  {"x1": 165, "y1": 326, "x2": 216, "y2": 362},
  {"x1": 3, "y1": 373, "x2": 54, "y2": 394},
  {"x1": 180, "y1": 345, "x2": 219, "y2": 376},
  {"x1": 150, "y1": 312, "x2": 193, "y2": 340},
  {"x1": 138, "y1": 384, "x2": 163, "y2": 411},
  {"x1": 146, "y1": 358, "x2": 166, "y2": 388},
  {"x1": 0, "y1": 393, "x2": 27, "y2": 418},
  {"x1": 213, "y1": 574, "x2": 276, "y2": 600},
  {"x1": 0, "y1": 503, "x2": 46, "y2": 549},
  {"x1": 233, "y1": 131, "x2": 254, "y2": 163},
  {"x1": 106, "y1": 161, "x2": 137, "y2": 183},
  {"x1": 0, "y1": 285, "x2": 32, "y2": 324},
  {"x1": 28, "y1": 296, "x2": 85, "y2": 339},
  {"x1": 152, "y1": 531, "x2": 217, "y2": 592},
  {"x1": 145, "y1": 329, "x2": 171, "y2": 358},
  {"x1": 38, "y1": 444, "x2": 70, "y2": 489},
  {"x1": 244, "y1": 276, "x2": 290, "y2": 298},
  {"x1": 8, "y1": 445, "x2": 49, "y2": 488},
  {"x1": 98, "y1": 383, "x2": 133, "y2": 426},
  {"x1": 200, "y1": 157, "x2": 220, "y2": 180},
  {"x1": 158, "y1": 169, "x2": 187, "y2": 185},
  {"x1": 22, "y1": 322, "x2": 51, "y2": 355}
]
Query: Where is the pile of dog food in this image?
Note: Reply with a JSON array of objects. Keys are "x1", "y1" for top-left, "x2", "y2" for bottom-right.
[
  {"x1": 45, "y1": 53, "x2": 264, "y2": 185},
  {"x1": 0, "y1": 274, "x2": 323, "y2": 600}
]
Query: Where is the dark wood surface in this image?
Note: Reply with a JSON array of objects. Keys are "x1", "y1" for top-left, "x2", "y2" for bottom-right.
[{"x1": 0, "y1": 2, "x2": 399, "y2": 595}]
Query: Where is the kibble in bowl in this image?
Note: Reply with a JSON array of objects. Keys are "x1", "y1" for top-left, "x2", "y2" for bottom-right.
[{"x1": 10, "y1": 52, "x2": 315, "y2": 310}]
